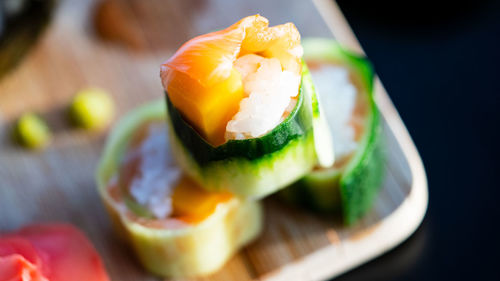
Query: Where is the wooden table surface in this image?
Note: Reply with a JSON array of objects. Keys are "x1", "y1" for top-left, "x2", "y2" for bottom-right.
[{"x1": 0, "y1": 0, "x2": 427, "y2": 280}]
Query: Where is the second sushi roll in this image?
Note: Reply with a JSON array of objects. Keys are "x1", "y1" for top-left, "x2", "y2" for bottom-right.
[
  {"x1": 281, "y1": 38, "x2": 385, "y2": 224},
  {"x1": 161, "y1": 15, "x2": 334, "y2": 198},
  {"x1": 96, "y1": 101, "x2": 262, "y2": 278}
]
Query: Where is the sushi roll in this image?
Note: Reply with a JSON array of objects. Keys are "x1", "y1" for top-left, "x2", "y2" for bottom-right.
[
  {"x1": 96, "y1": 100, "x2": 262, "y2": 278},
  {"x1": 161, "y1": 15, "x2": 333, "y2": 199},
  {"x1": 281, "y1": 38, "x2": 385, "y2": 225}
]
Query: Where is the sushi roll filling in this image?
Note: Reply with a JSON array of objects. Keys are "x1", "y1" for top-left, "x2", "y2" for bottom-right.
[
  {"x1": 308, "y1": 61, "x2": 368, "y2": 169},
  {"x1": 161, "y1": 15, "x2": 303, "y2": 146},
  {"x1": 226, "y1": 54, "x2": 301, "y2": 140},
  {"x1": 106, "y1": 120, "x2": 232, "y2": 228}
]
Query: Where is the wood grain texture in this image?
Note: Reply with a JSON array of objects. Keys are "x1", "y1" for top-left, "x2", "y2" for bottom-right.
[{"x1": 0, "y1": 0, "x2": 428, "y2": 280}]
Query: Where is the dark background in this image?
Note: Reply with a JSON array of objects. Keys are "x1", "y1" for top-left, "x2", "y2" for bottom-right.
[{"x1": 334, "y1": 1, "x2": 500, "y2": 280}]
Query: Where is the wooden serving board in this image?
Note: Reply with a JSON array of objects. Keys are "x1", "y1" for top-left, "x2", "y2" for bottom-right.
[{"x1": 0, "y1": 0, "x2": 428, "y2": 280}]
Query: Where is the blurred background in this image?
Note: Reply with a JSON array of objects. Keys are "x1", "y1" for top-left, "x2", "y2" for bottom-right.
[
  {"x1": 335, "y1": 0, "x2": 500, "y2": 280},
  {"x1": 1, "y1": 0, "x2": 499, "y2": 280}
]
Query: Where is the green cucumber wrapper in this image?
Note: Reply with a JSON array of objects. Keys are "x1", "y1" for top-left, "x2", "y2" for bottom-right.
[
  {"x1": 166, "y1": 64, "x2": 328, "y2": 199},
  {"x1": 281, "y1": 38, "x2": 385, "y2": 225},
  {"x1": 96, "y1": 100, "x2": 262, "y2": 278}
]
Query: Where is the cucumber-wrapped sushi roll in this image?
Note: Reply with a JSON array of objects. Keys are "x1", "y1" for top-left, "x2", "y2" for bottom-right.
[
  {"x1": 161, "y1": 15, "x2": 333, "y2": 199},
  {"x1": 281, "y1": 38, "x2": 385, "y2": 225},
  {"x1": 96, "y1": 100, "x2": 262, "y2": 278}
]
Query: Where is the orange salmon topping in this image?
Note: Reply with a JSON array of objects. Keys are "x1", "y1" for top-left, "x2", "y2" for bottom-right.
[{"x1": 161, "y1": 15, "x2": 302, "y2": 146}]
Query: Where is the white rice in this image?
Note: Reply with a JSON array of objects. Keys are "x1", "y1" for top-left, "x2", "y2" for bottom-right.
[
  {"x1": 126, "y1": 124, "x2": 181, "y2": 219},
  {"x1": 225, "y1": 54, "x2": 301, "y2": 140},
  {"x1": 310, "y1": 65, "x2": 358, "y2": 159}
]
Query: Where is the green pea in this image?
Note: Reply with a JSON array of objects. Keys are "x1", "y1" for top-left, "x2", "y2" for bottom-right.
[
  {"x1": 70, "y1": 88, "x2": 115, "y2": 130},
  {"x1": 14, "y1": 113, "x2": 52, "y2": 149}
]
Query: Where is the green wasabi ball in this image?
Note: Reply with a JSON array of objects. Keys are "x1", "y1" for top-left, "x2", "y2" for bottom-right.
[
  {"x1": 70, "y1": 88, "x2": 115, "y2": 130},
  {"x1": 14, "y1": 113, "x2": 52, "y2": 149}
]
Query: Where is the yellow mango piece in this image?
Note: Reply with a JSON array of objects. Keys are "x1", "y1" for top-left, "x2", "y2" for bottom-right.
[
  {"x1": 166, "y1": 68, "x2": 243, "y2": 146},
  {"x1": 172, "y1": 176, "x2": 232, "y2": 221}
]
